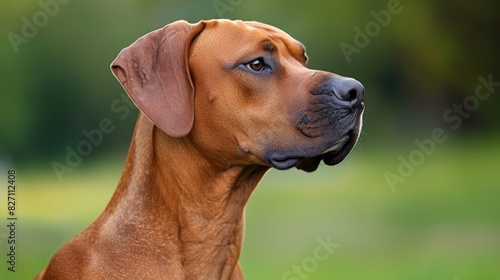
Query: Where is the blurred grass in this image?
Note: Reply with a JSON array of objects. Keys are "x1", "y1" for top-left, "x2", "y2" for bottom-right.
[{"x1": 3, "y1": 138, "x2": 499, "y2": 279}]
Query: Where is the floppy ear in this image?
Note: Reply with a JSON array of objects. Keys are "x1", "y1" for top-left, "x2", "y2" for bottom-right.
[{"x1": 111, "y1": 20, "x2": 205, "y2": 137}]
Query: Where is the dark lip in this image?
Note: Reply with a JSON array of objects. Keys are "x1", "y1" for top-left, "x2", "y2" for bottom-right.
[
  {"x1": 296, "y1": 129, "x2": 358, "y2": 172},
  {"x1": 267, "y1": 129, "x2": 359, "y2": 172},
  {"x1": 321, "y1": 129, "x2": 358, "y2": 166},
  {"x1": 267, "y1": 156, "x2": 305, "y2": 170}
]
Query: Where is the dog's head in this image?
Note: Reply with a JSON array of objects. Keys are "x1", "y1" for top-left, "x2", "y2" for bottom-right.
[{"x1": 112, "y1": 19, "x2": 364, "y2": 172}]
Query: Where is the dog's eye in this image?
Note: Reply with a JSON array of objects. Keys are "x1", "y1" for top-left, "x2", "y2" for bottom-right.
[{"x1": 244, "y1": 58, "x2": 268, "y2": 72}]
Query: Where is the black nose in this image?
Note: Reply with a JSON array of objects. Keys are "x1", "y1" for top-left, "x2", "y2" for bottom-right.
[{"x1": 332, "y1": 77, "x2": 364, "y2": 106}]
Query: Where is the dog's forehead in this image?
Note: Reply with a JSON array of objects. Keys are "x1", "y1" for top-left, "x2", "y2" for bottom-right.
[
  {"x1": 201, "y1": 19, "x2": 307, "y2": 59},
  {"x1": 247, "y1": 21, "x2": 307, "y2": 51}
]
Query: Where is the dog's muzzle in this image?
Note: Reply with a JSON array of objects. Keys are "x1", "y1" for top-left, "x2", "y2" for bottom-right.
[{"x1": 267, "y1": 76, "x2": 365, "y2": 172}]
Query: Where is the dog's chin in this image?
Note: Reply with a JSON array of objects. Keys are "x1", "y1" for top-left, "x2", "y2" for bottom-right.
[
  {"x1": 267, "y1": 129, "x2": 360, "y2": 172},
  {"x1": 296, "y1": 132, "x2": 358, "y2": 172}
]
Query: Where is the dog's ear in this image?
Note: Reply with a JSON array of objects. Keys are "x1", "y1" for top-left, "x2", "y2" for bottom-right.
[{"x1": 111, "y1": 20, "x2": 205, "y2": 137}]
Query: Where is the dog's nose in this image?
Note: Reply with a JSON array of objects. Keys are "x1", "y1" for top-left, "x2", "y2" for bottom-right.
[{"x1": 332, "y1": 77, "x2": 364, "y2": 106}]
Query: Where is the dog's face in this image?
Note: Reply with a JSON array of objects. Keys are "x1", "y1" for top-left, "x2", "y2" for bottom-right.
[
  {"x1": 111, "y1": 19, "x2": 364, "y2": 172},
  {"x1": 189, "y1": 20, "x2": 364, "y2": 172}
]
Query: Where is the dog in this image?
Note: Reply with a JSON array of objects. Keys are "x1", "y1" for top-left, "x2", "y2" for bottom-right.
[{"x1": 36, "y1": 19, "x2": 364, "y2": 279}]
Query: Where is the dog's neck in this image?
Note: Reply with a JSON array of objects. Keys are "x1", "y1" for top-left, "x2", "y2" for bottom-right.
[{"x1": 100, "y1": 114, "x2": 268, "y2": 279}]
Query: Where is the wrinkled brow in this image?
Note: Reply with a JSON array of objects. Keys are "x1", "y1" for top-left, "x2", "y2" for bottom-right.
[{"x1": 262, "y1": 40, "x2": 276, "y2": 52}]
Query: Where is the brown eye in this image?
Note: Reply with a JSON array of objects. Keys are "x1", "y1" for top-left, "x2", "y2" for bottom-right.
[{"x1": 245, "y1": 59, "x2": 266, "y2": 72}]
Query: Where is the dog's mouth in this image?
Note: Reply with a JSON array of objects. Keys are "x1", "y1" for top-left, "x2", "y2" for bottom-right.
[
  {"x1": 267, "y1": 128, "x2": 360, "y2": 172},
  {"x1": 296, "y1": 131, "x2": 357, "y2": 172}
]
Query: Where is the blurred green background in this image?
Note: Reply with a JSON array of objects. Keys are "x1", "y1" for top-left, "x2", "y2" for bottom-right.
[{"x1": 1, "y1": 0, "x2": 499, "y2": 279}]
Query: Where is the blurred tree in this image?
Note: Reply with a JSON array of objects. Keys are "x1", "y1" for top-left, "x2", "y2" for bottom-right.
[{"x1": 0, "y1": 0, "x2": 498, "y2": 163}]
